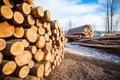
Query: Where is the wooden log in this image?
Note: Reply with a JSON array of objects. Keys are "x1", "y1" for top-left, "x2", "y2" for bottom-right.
[
  {"x1": 14, "y1": 0, "x2": 34, "y2": 4},
  {"x1": 0, "y1": 5, "x2": 13, "y2": 20},
  {"x1": 25, "y1": 75, "x2": 42, "y2": 80},
  {"x1": 28, "y1": 60, "x2": 34, "y2": 68},
  {"x1": 13, "y1": 65, "x2": 30, "y2": 78},
  {"x1": 95, "y1": 35, "x2": 120, "y2": 40},
  {"x1": 47, "y1": 31, "x2": 52, "y2": 36},
  {"x1": 44, "y1": 42, "x2": 52, "y2": 52},
  {"x1": 45, "y1": 52, "x2": 52, "y2": 62},
  {"x1": 22, "y1": 15, "x2": 35, "y2": 26},
  {"x1": 0, "y1": 52, "x2": 3, "y2": 63},
  {"x1": 25, "y1": 45, "x2": 37, "y2": 54},
  {"x1": 2, "y1": 41, "x2": 24, "y2": 56},
  {"x1": 67, "y1": 25, "x2": 93, "y2": 35},
  {"x1": 46, "y1": 23, "x2": 51, "y2": 31},
  {"x1": 24, "y1": 28, "x2": 38, "y2": 43},
  {"x1": 44, "y1": 33, "x2": 49, "y2": 41},
  {"x1": 0, "y1": 0, "x2": 14, "y2": 8},
  {"x1": 31, "y1": 25, "x2": 38, "y2": 32},
  {"x1": 43, "y1": 22, "x2": 48, "y2": 28},
  {"x1": 30, "y1": 77, "x2": 41, "y2": 80},
  {"x1": 44, "y1": 61, "x2": 51, "y2": 76},
  {"x1": 50, "y1": 54, "x2": 55, "y2": 63},
  {"x1": 0, "y1": 60, "x2": 16, "y2": 75},
  {"x1": 51, "y1": 20, "x2": 59, "y2": 29},
  {"x1": 44, "y1": 61, "x2": 51, "y2": 73},
  {"x1": 15, "y1": 2, "x2": 31, "y2": 15},
  {"x1": 0, "y1": 39, "x2": 6, "y2": 51},
  {"x1": 15, "y1": 50, "x2": 32, "y2": 66},
  {"x1": 0, "y1": 21, "x2": 14, "y2": 38},
  {"x1": 3, "y1": 76, "x2": 23, "y2": 80},
  {"x1": 30, "y1": 63, "x2": 44, "y2": 77},
  {"x1": 77, "y1": 42, "x2": 120, "y2": 49},
  {"x1": 36, "y1": 19, "x2": 43, "y2": 27},
  {"x1": 31, "y1": 6, "x2": 44, "y2": 18},
  {"x1": 36, "y1": 36, "x2": 46, "y2": 49},
  {"x1": 43, "y1": 10, "x2": 51, "y2": 22},
  {"x1": 38, "y1": 26, "x2": 45, "y2": 35},
  {"x1": 8, "y1": 39, "x2": 29, "y2": 47},
  {"x1": 34, "y1": 49, "x2": 44, "y2": 62},
  {"x1": 13, "y1": 26, "x2": 24, "y2": 38},
  {"x1": 11, "y1": 11, "x2": 24, "y2": 25},
  {"x1": 65, "y1": 34, "x2": 82, "y2": 40}
]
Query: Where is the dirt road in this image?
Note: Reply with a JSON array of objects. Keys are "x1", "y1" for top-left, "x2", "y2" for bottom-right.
[{"x1": 46, "y1": 50, "x2": 120, "y2": 80}]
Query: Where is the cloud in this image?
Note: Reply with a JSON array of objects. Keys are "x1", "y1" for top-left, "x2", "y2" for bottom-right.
[{"x1": 34, "y1": 0, "x2": 105, "y2": 31}]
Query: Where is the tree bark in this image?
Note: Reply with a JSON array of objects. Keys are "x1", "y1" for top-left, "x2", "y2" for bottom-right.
[
  {"x1": 15, "y1": 2, "x2": 31, "y2": 15},
  {"x1": 31, "y1": 6, "x2": 44, "y2": 18},
  {"x1": 30, "y1": 63, "x2": 44, "y2": 77},
  {"x1": 22, "y1": 15, "x2": 35, "y2": 26},
  {"x1": 13, "y1": 65, "x2": 30, "y2": 78}
]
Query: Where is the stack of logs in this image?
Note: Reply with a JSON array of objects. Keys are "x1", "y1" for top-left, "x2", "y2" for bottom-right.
[
  {"x1": 65, "y1": 24, "x2": 94, "y2": 41},
  {"x1": 72, "y1": 34, "x2": 120, "y2": 51},
  {"x1": 0, "y1": 0, "x2": 67, "y2": 79}
]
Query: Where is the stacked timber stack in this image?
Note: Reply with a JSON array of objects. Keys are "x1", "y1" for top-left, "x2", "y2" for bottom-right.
[
  {"x1": 72, "y1": 34, "x2": 120, "y2": 51},
  {"x1": 0, "y1": 0, "x2": 67, "y2": 79},
  {"x1": 65, "y1": 24, "x2": 94, "y2": 41}
]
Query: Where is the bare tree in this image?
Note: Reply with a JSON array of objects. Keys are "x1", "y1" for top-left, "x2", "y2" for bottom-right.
[{"x1": 101, "y1": 0, "x2": 120, "y2": 33}]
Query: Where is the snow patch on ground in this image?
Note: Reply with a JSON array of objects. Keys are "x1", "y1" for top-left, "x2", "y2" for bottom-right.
[{"x1": 65, "y1": 43, "x2": 120, "y2": 64}]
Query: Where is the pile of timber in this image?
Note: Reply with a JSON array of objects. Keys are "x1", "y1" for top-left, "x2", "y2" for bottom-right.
[
  {"x1": 0, "y1": 0, "x2": 67, "y2": 79},
  {"x1": 65, "y1": 24, "x2": 94, "y2": 40},
  {"x1": 73, "y1": 34, "x2": 120, "y2": 50}
]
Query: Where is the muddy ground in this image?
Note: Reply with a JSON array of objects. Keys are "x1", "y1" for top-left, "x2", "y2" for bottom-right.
[
  {"x1": 46, "y1": 50, "x2": 120, "y2": 80},
  {"x1": 1, "y1": 50, "x2": 120, "y2": 80}
]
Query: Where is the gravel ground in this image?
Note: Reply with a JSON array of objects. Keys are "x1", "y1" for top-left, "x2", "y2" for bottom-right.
[{"x1": 46, "y1": 50, "x2": 120, "y2": 80}]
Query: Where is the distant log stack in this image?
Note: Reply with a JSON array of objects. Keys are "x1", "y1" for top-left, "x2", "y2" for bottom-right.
[
  {"x1": 71, "y1": 34, "x2": 120, "y2": 51},
  {"x1": 0, "y1": 0, "x2": 67, "y2": 79},
  {"x1": 66, "y1": 25, "x2": 94, "y2": 41}
]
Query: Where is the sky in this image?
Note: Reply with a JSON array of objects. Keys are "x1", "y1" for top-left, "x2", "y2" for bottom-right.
[{"x1": 34, "y1": 0, "x2": 106, "y2": 31}]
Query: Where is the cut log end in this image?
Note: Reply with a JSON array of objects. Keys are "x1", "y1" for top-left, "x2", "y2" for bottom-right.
[
  {"x1": 11, "y1": 42, "x2": 24, "y2": 56},
  {"x1": 24, "y1": 29, "x2": 37, "y2": 43},
  {"x1": 15, "y1": 50, "x2": 32, "y2": 66},
  {"x1": 12, "y1": 11, "x2": 24, "y2": 25},
  {"x1": 37, "y1": 64, "x2": 44, "y2": 77},
  {"x1": 34, "y1": 49, "x2": 44, "y2": 62},
  {"x1": 19, "y1": 66, "x2": 30, "y2": 78},
  {"x1": 28, "y1": 60, "x2": 34, "y2": 68},
  {"x1": 0, "y1": 39, "x2": 6, "y2": 51},
  {"x1": 3, "y1": 0, "x2": 14, "y2": 8},
  {"x1": 31, "y1": 6, "x2": 44, "y2": 18},
  {"x1": 22, "y1": 2, "x2": 31, "y2": 15},
  {"x1": 36, "y1": 36, "x2": 46, "y2": 49},
  {"x1": 2, "y1": 61, "x2": 16, "y2": 75},
  {"x1": 0, "y1": 21, "x2": 14, "y2": 38},
  {"x1": 0, "y1": 5, "x2": 13, "y2": 19},
  {"x1": 0, "y1": 52, "x2": 3, "y2": 63},
  {"x1": 13, "y1": 26, "x2": 24, "y2": 38}
]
